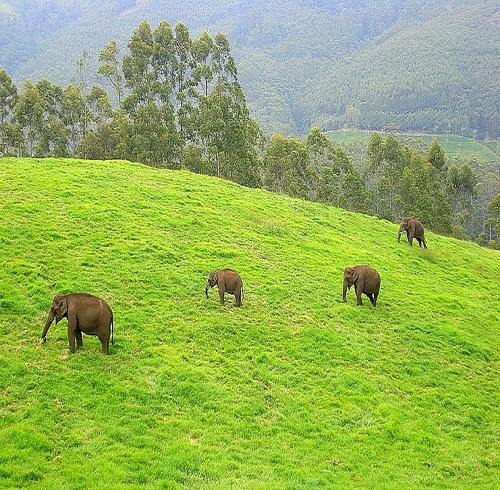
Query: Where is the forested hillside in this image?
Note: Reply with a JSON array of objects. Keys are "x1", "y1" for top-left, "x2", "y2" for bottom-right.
[{"x1": 0, "y1": 0, "x2": 498, "y2": 137}]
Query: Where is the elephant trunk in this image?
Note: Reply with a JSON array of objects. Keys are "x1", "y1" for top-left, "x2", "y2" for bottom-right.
[
  {"x1": 205, "y1": 283, "x2": 211, "y2": 299},
  {"x1": 342, "y1": 280, "x2": 348, "y2": 302},
  {"x1": 41, "y1": 309, "x2": 55, "y2": 341}
]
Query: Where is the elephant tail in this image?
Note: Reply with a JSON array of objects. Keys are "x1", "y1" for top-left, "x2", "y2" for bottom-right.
[
  {"x1": 241, "y1": 283, "x2": 244, "y2": 300},
  {"x1": 111, "y1": 316, "x2": 114, "y2": 346}
]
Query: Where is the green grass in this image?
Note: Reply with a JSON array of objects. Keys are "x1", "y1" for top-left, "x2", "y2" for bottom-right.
[
  {"x1": 1, "y1": 157, "x2": 499, "y2": 489},
  {"x1": 326, "y1": 130, "x2": 500, "y2": 175}
]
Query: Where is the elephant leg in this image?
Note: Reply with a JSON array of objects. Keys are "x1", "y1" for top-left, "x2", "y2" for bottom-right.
[
  {"x1": 99, "y1": 332, "x2": 110, "y2": 355},
  {"x1": 355, "y1": 284, "x2": 363, "y2": 306},
  {"x1": 75, "y1": 329, "x2": 83, "y2": 348},
  {"x1": 235, "y1": 289, "x2": 242, "y2": 307},
  {"x1": 218, "y1": 286, "x2": 225, "y2": 305},
  {"x1": 366, "y1": 292, "x2": 375, "y2": 305},
  {"x1": 373, "y1": 290, "x2": 379, "y2": 307},
  {"x1": 67, "y1": 325, "x2": 76, "y2": 353}
]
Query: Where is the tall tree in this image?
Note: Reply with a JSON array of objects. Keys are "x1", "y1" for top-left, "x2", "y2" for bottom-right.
[
  {"x1": 367, "y1": 132, "x2": 406, "y2": 220},
  {"x1": 36, "y1": 79, "x2": 67, "y2": 157},
  {"x1": 485, "y1": 193, "x2": 500, "y2": 247},
  {"x1": 446, "y1": 162, "x2": 478, "y2": 236},
  {"x1": 0, "y1": 69, "x2": 18, "y2": 155},
  {"x1": 122, "y1": 20, "x2": 154, "y2": 108},
  {"x1": 398, "y1": 151, "x2": 451, "y2": 234},
  {"x1": 76, "y1": 86, "x2": 115, "y2": 160},
  {"x1": 191, "y1": 31, "x2": 214, "y2": 98},
  {"x1": 61, "y1": 84, "x2": 86, "y2": 155},
  {"x1": 427, "y1": 138, "x2": 446, "y2": 171},
  {"x1": 76, "y1": 51, "x2": 92, "y2": 141},
  {"x1": 98, "y1": 40, "x2": 123, "y2": 104},
  {"x1": 14, "y1": 81, "x2": 46, "y2": 156},
  {"x1": 263, "y1": 134, "x2": 313, "y2": 199}
]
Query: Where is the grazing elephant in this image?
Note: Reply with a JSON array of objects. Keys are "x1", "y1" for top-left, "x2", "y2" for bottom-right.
[
  {"x1": 41, "y1": 293, "x2": 114, "y2": 354},
  {"x1": 205, "y1": 269, "x2": 243, "y2": 307},
  {"x1": 343, "y1": 265, "x2": 381, "y2": 306},
  {"x1": 398, "y1": 217, "x2": 427, "y2": 248}
]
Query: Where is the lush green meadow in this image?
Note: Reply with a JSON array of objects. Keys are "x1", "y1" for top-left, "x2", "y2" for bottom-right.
[{"x1": 1, "y1": 157, "x2": 498, "y2": 489}]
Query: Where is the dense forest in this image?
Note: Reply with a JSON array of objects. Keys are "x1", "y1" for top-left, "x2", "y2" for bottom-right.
[
  {"x1": 0, "y1": 0, "x2": 498, "y2": 137},
  {"x1": 0, "y1": 20, "x2": 499, "y2": 248}
]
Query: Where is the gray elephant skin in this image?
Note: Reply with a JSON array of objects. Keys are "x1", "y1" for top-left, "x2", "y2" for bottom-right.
[
  {"x1": 205, "y1": 269, "x2": 243, "y2": 307},
  {"x1": 343, "y1": 265, "x2": 381, "y2": 306},
  {"x1": 41, "y1": 293, "x2": 114, "y2": 354},
  {"x1": 398, "y1": 217, "x2": 427, "y2": 248}
]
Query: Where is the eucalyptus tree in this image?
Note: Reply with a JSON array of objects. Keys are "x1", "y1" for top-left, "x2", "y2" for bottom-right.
[
  {"x1": 150, "y1": 20, "x2": 182, "y2": 165},
  {"x1": 427, "y1": 138, "x2": 446, "y2": 171},
  {"x1": 77, "y1": 51, "x2": 92, "y2": 141},
  {"x1": 98, "y1": 40, "x2": 123, "y2": 104},
  {"x1": 446, "y1": 162, "x2": 478, "y2": 237},
  {"x1": 367, "y1": 132, "x2": 406, "y2": 220},
  {"x1": 191, "y1": 31, "x2": 214, "y2": 98},
  {"x1": 36, "y1": 79, "x2": 68, "y2": 157},
  {"x1": 122, "y1": 19, "x2": 179, "y2": 167},
  {"x1": 263, "y1": 134, "x2": 314, "y2": 199},
  {"x1": 485, "y1": 193, "x2": 500, "y2": 247},
  {"x1": 306, "y1": 127, "x2": 369, "y2": 212},
  {"x1": 0, "y1": 69, "x2": 19, "y2": 155},
  {"x1": 76, "y1": 86, "x2": 115, "y2": 159},
  {"x1": 197, "y1": 79, "x2": 261, "y2": 187},
  {"x1": 14, "y1": 81, "x2": 46, "y2": 156},
  {"x1": 61, "y1": 84, "x2": 86, "y2": 155},
  {"x1": 172, "y1": 22, "x2": 193, "y2": 140},
  {"x1": 397, "y1": 150, "x2": 451, "y2": 234}
]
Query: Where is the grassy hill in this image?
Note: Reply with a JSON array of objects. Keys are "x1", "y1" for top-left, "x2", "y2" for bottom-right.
[{"x1": 0, "y1": 157, "x2": 499, "y2": 488}]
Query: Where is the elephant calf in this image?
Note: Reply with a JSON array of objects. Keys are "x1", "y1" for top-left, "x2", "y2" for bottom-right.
[
  {"x1": 398, "y1": 217, "x2": 427, "y2": 248},
  {"x1": 41, "y1": 293, "x2": 114, "y2": 354},
  {"x1": 205, "y1": 269, "x2": 243, "y2": 307},
  {"x1": 343, "y1": 265, "x2": 381, "y2": 306}
]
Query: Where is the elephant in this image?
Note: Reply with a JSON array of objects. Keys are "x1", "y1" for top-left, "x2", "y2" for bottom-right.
[
  {"x1": 398, "y1": 217, "x2": 427, "y2": 248},
  {"x1": 41, "y1": 293, "x2": 114, "y2": 354},
  {"x1": 205, "y1": 269, "x2": 243, "y2": 307},
  {"x1": 343, "y1": 265, "x2": 381, "y2": 306}
]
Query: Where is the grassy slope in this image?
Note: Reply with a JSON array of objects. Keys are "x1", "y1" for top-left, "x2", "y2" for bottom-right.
[{"x1": 0, "y1": 158, "x2": 498, "y2": 489}]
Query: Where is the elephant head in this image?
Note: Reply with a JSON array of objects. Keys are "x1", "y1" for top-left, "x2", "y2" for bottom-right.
[
  {"x1": 343, "y1": 267, "x2": 358, "y2": 290},
  {"x1": 205, "y1": 271, "x2": 218, "y2": 298},
  {"x1": 398, "y1": 217, "x2": 410, "y2": 241},
  {"x1": 399, "y1": 217, "x2": 411, "y2": 231},
  {"x1": 41, "y1": 295, "x2": 67, "y2": 341}
]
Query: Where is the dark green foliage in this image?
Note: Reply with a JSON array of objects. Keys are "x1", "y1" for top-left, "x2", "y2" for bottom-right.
[
  {"x1": 0, "y1": 1, "x2": 497, "y2": 137},
  {"x1": 485, "y1": 192, "x2": 500, "y2": 246}
]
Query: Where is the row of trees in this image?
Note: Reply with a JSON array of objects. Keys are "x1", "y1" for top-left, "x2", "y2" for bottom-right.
[
  {"x1": 0, "y1": 20, "x2": 498, "y2": 247},
  {"x1": 0, "y1": 20, "x2": 263, "y2": 187}
]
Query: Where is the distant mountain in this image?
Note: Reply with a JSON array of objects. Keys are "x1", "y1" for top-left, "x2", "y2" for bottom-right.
[{"x1": 0, "y1": 0, "x2": 498, "y2": 137}]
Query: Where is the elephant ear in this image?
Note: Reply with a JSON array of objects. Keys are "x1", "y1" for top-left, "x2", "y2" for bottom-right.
[
  {"x1": 352, "y1": 268, "x2": 360, "y2": 282},
  {"x1": 344, "y1": 267, "x2": 356, "y2": 283},
  {"x1": 55, "y1": 296, "x2": 67, "y2": 316}
]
